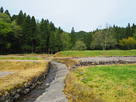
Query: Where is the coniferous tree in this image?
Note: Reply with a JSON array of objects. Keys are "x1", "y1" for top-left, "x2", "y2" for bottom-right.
[
  {"x1": 70, "y1": 27, "x2": 76, "y2": 47},
  {"x1": 55, "y1": 27, "x2": 63, "y2": 52},
  {"x1": 49, "y1": 31, "x2": 56, "y2": 53},
  {"x1": 11, "y1": 15, "x2": 17, "y2": 21},
  {"x1": 5, "y1": 10, "x2": 10, "y2": 17},
  {"x1": 125, "y1": 23, "x2": 133, "y2": 38},
  {"x1": 30, "y1": 16, "x2": 37, "y2": 53},
  {"x1": 0, "y1": 7, "x2": 4, "y2": 13},
  {"x1": 1, "y1": 7, "x2": 136, "y2": 54},
  {"x1": 39, "y1": 19, "x2": 49, "y2": 53},
  {"x1": 131, "y1": 23, "x2": 136, "y2": 36},
  {"x1": 16, "y1": 10, "x2": 25, "y2": 25},
  {"x1": 47, "y1": 22, "x2": 56, "y2": 53},
  {"x1": 71, "y1": 27, "x2": 75, "y2": 34},
  {"x1": 61, "y1": 32, "x2": 72, "y2": 50},
  {"x1": 21, "y1": 15, "x2": 32, "y2": 52}
]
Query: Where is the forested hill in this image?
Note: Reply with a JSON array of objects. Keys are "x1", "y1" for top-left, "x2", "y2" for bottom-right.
[
  {"x1": 0, "y1": 7, "x2": 136, "y2": 54},
  {"x1": 0, "y1": 7, "x2": 69, "y2": 54}
]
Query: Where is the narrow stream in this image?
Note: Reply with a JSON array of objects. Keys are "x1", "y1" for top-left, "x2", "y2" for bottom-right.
[{"x1": 18, "y1": 61, "x2": 68, "y2": 102}]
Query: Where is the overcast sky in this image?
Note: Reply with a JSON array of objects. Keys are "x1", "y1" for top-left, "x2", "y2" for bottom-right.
[{"x1": 1, "y1": 0, "x2": 136, "y2": 32}]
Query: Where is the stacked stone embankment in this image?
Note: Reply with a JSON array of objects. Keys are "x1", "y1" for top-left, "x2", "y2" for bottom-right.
[{"x1": 72, "y1": 56, "x2": 136, "y2": 67}]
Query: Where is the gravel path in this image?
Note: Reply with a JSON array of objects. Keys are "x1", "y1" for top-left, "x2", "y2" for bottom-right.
[
  {"x1": 0, "y1": 72, "x2": 14, "y2": 77},
  {"x1": 18, "y1": 61, "x2": 68, "y2": 102}
]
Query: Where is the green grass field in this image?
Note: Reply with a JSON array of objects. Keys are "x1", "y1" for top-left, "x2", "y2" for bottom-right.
[
  {"x1": 65, "y1": 64, "x2": 136, "y2": 102},
  {"x1": 55, "y1": 50, "x2": 136, "y2": 57}
]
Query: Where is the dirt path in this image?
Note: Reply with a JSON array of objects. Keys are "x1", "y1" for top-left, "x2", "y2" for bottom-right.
[{"x1": 18, "y1": 61, "x2": 68, "y2": 102}]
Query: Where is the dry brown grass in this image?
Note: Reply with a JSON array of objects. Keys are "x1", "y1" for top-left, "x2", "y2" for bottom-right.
[
  {"x1": 0, "y1": 53, "x2": 53, "y2": 60},
  {"x1": 0, "y1": 54, "x2": 52, "y2": 59},
  {"x1": 0, "y1": 60, "x2": 48, "y2": 95},
  {"x1": 54, "y1": 58, "x2": 78, "y2": 69},
  {"x1": 65, "y1": 65, "x2": 136, "y2": 102},
  {"x1": 0, "y1": 53, "x2": 52, "y2": 57},
  {"x1": 64, "y1": 71, "x2": 103, "y2": 102}
]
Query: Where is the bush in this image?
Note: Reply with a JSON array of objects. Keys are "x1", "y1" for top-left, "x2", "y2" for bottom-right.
[
  {"x1": 119, "y1": 37, "x2": 136, "y2": 49},
  {"x1": 72, "y1": 40, "x2": 87, "y2": 50}
]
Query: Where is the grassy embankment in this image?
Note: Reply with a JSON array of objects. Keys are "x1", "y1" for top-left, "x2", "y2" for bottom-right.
[
  {"x1": 65, "y1": 64, "x2": 136, "y2": 102},
  {"x1": 55, "y1": 50, "x2": 136, "y2": 57},
  {"x1": 0, "y1": 54, "x2": 52, "y2": 60},
  {"x1": 0, "y1": 60, "x2": 48, "y2": 95},
  {"x1": 54, "y1": 58, "x2": 78, "y2": 69},
  {"x1": 0, "y1": 56, "x2": 43, "y2": 60}
]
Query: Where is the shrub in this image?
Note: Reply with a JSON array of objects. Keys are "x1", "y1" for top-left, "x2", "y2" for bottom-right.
[
  {"x1": 119, "y1": 37, "x2": 136, "y2": 49},
  {"x1": 72, "y1": 40, "x2": 87, "y2": 50}
]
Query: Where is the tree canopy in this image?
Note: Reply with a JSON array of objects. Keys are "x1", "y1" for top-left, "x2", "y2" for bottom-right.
[{"x1": 0, "y1": 7, "x2": 136, "y2": 54}]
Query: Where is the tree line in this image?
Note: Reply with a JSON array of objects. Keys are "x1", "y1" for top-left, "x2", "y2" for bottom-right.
[{"x1": 0, "y1": 7, "x2": 136, "y2": 54}]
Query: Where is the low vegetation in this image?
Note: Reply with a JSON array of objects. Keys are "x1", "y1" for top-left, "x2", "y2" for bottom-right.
[
  {"x1": 0, "y1": 56, "x2": 43, "y2": 60},
  {"x1": 65, "y1": 64, "x2": 136, "y2": 102},
  {"x1": 55, "y1": 50, "x2": 136, "y2": 57},
  {"x1": 0, "y1": 54, "x2": 52, "y2": 60},
  {"x1": 0, "y1": 60, "x2": 48, "y2": 95},
  {"x1": 1, "y1": 54, "x2": 52, "y2": 57},
  {"x1": 55, "y1": 58, "x2": 77, "y2": 69}
]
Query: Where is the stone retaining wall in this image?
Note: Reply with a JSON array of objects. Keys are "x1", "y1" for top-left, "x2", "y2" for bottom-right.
[{"x1": 72, "y1": 57, "x2": 136, "y2": 68}]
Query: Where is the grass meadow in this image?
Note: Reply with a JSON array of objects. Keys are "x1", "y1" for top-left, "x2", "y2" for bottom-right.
[
  {"x1": 55, "y1": 50, "x2": 136, "y2": 57},
  {"x1": 0, "y1": 56, "x2": 43, "y2": 60},
  {"x1": 0, "y1": 54, "x2": 52, "y2": 60},
  {"x1": 65, "y1": 64, "x2": 136, "y2": 102}
]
